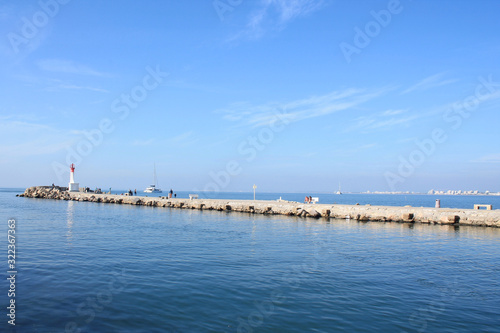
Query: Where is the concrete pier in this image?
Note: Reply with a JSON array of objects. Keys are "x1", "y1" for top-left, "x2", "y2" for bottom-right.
[{"x1": 18, "y1": 186, "x2": 500, "y2": 227}]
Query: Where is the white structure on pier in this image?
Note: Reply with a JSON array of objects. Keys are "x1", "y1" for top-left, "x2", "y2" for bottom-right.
[{"x1": 68, "y1": 163, "x2": 79, "y2": 192}]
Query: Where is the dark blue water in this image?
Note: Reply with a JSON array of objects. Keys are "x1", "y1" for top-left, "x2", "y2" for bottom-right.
[{"x1": 1, "y1": 188, "x2": 499, "y2": 332}]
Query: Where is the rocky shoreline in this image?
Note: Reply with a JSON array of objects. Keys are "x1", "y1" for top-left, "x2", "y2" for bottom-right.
[{"x1": 18, "y1": 186, "x2": 500, "y2": 227}]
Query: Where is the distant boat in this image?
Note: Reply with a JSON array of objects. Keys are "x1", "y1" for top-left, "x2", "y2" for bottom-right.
[
  {"x1": 144, "y1": 184, "x2": 161, "y2": 193},
  {"x1": 144, "y1": 164, "x2": 162, "y2": 193},
  {"x1": 336, "y1": 183, "x2": 342, "y2": 195}
]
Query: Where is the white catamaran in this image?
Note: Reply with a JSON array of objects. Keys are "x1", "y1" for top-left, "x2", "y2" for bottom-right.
[
  {"x1": 144, "y1": 164, "x2": 162, "y2": 193},
  {"x1": 336, "y1": 182, "x2": 342, "y2": 195}
]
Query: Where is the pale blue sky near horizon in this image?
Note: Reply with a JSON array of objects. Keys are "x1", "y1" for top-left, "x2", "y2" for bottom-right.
[{"x1": 1, "y1": 0, "x2": 500, "y2": 193}]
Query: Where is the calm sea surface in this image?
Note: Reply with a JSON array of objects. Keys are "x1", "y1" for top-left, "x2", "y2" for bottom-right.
[{"x1": 1, "y1": 188, "x2": 499, "y2": 332}]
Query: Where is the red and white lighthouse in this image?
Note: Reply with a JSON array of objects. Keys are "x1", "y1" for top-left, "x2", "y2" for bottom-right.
[{"x1": 68, "y1": 163, "x2": 79, "y2": 192}]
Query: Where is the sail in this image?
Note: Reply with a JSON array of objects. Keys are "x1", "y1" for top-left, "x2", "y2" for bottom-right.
[{"x1": 144, "y1": 163, "x2": 162, "y2": 193}]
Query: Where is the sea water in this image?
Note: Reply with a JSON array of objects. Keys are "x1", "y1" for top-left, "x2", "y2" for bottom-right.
[{"x1": 1, "y1": 188, "x2": 499, "y2": 332}]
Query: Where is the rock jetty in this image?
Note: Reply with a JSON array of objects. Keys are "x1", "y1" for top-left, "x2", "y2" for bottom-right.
[{"x1": 18, "y1": 186, "x2": 500, "y2": 227}]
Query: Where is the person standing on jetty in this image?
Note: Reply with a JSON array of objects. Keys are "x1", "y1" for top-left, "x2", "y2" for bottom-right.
[{"x1": 169, "y1": 189, "x2": 173, "y2": 199}]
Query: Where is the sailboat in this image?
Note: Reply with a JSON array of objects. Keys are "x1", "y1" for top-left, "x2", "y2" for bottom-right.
[
  {"x1": 336, "y1": 182, "x2": 342, "y2": 195},
  {"x1": 144, "y1": 164, "x2": 162, "y2": 193}
]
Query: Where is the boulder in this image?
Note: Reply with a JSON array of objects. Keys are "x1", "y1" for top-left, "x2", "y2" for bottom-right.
[
  {"x1": 440, "y1": 215, "x2": 460, "y2": 224},
  {"x1": 305, "y1": 208, "x2": 321, "y2": 218},
  {"x1": 401, "y1": 213, "x2": 414, "y2": 222}
]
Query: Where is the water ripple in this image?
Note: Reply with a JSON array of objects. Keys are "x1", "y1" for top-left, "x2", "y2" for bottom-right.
[{"x1": 1, "y1": 191, "x2": 499, "y2": 332}]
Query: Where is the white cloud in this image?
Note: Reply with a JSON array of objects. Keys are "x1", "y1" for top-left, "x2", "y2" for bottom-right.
[
  {"x1": 0, "y1": 113, "x2": 44, "y2": 123},
  {"x1": 0, "y1": 119, "x2": 76, "y2": 157},
  {"x1": 276, "y1": 0, "x2": 321, "y2": 21},
  {"x1": 401, "y1": 73, "x2": 457, "y2": 95},
  {"x1": 11, "y1": 75, "x2": 109, "y2": 93},
  {"x1": 45, "y1": 83, "x2": 109, "y2": 93},
  {"x1": 0, "y1": 6, "x2": 10, "y2": 20},
  {"x1": 346, "y1": 109, "x2": 415, "y2": 132},
  {"x1": 382, "y1": 109, "x2": 405, "y2": 116},
  {"x1": 132, "y1": 139, "x2": 155, "y2": 147},
  {"x1": 230, "y1": 0, "x2": 323, "y2": 41},
  {"x1": 167, "y1": 131, "x2": 198, "y2": 146},
  {"x1": 472, "y1": 154, "x2": 500, "y2": 163},
  {"x1": 219, "y1": 88, "x2": 389, "y2": 129},
  {"x1": 359, "y1": 143, "x2": 377, "y2": 149},
  {"x1": 37, "y1": 59, "x2": 110, "y2": 77}
]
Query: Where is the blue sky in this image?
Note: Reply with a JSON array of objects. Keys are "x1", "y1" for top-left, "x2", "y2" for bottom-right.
[{"x1": 1, "y1": 0, "x2": 500, "y2": 193}]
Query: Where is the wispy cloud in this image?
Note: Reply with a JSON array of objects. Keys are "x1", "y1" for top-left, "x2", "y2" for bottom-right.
[
  {"x1": 346, "y1": 109, "x2": 416, "y2": 132},
  {"x1": 0, "y1": 113, "x2": 44, "y2": 123},
  {"x1": 165, "y1": 79, "x2": 227, "y2": 94},
  {"x1": 132, "y1": 139, "x2": 155, "y2": 147},
  {"x1": 230, "y1": 0, "x2": 324, "y2": 41},
  {"x1": 37, "y1": 59, "x2": 111, "y2": 77},
  {"x1": 401, "y1": 73, "x2": 457, "y2": 95},
  {"x1": 472, "y1": 153, "x2": 500, "y2": 163},
  {"x1": 382, "y1": 109, "x2": 405, "y2": 116},
  {"x1": 424, "y1": 84, "x2": 500, "y2": 118},
  {"x1": 358, "y1": 143, "x2": 377, "y2": 150},
  {"x1": 0, "y1": 6, "x2": 8, "y2": 20},
  {"x1": 0, "y1": 119, "x2": 76, "y2": 157},
  {"x1": 45, "y1": 83, "x2": 109, "y2": 93},
  {"x1": 12, "y1": 75, "x2": 109, "y2": 93},
  {"x1": 219, "y1": 88, "x2": 389, "y2": 128},
  {"x1": 167, "y1": 131, "x2": 198, "y2": 146},
  {"x1": 343, "y1": 143, "x2": 379, "y2": 154}
]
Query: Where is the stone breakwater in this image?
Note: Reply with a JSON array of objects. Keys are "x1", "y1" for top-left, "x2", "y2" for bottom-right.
[{"x1": 18, "y1": 186, "x2": 500, "y2": 227}]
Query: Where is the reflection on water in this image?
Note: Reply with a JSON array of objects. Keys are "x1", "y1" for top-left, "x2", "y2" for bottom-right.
[
  {"x1": 323, "y1": 217, "x2": 500, "y2": 238},
  {"x1": 2, "y1": 190, "x2": 499, "y2": 332},
  {"x1": 66, "y1": 200, "x2": 74, "y2": 243}
]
